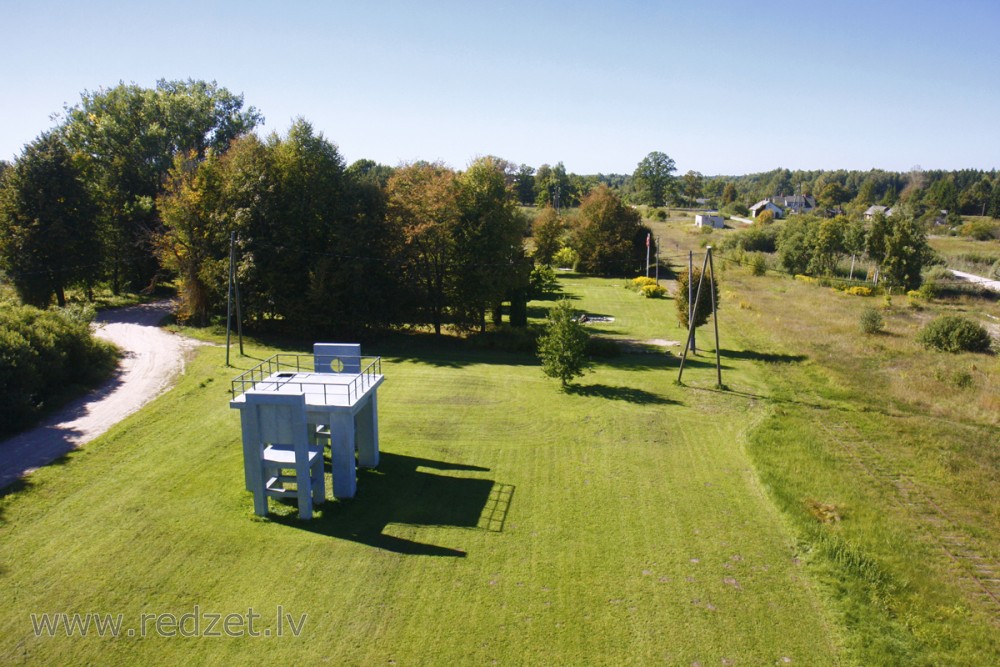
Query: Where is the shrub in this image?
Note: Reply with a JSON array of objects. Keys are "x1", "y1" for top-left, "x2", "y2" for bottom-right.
[
  {"x1": 640, "y1": 284, "x2": 667, "y2": 298},
  {"x1": 631, "y1": 276, "x2": 657, "y2": 289},
  {"x1": 916, "y1": 315, "x2": 993, "y2": 353},
  {"x1": 0, "y1": 305, "x2": 118, "y2": 435},
  {"x1": 747, "y1": 252, "x2": 767, "y2": 276},
  {"x1": 530, "y1": 264, "x2": 559, "y2": 298},
  {"x1": 552, "y1": 246, "x2": 579, "y2": 269},
  {"x1": 959, "y1": 220, "x2": 999, "y2": 241},
  {"x1": 845, "y1": 286, "x2": 873, "y2": 296},
  {"x1": 859, "y1": 307, "x2": 884, "y2": 334}
]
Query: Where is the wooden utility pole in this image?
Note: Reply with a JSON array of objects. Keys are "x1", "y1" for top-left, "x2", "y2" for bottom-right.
[
  {"x1": 708, "y1": 246, "x2": 722, "y2": 388},
  {"x1": 226, "y1": 232, "x2": 234, "y2": 367},
  {"x1": 687, "y1": 251, "x2": 695, "y2": 353},
  {"x1": 225, "y1": 231, "x2": 244, "y2": 365},
  {"x1": 677, "y1": 251, "x2": 711, "y2": 383},
  {"x1": 654, "y1": 236, "x2": 660, "y2": 284}
]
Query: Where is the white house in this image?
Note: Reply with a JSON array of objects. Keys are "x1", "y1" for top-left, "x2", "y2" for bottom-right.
[
  {"x1": 751, "y1": 195, "x2": 817, "y2": 219},
  {"x1": 695, "y1": 214, "x2": 725, "y2": 229},
  {"x1": 863, "y1": 205, "x2": 896, "y2": 220},
  {"x1": 750, "y1": 200, "x2": 784, "y2": 219}
]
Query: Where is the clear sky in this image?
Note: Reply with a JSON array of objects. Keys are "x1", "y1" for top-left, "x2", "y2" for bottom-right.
[{"x1": 2, "y1": 0, "x2": 998, "y2": 176}]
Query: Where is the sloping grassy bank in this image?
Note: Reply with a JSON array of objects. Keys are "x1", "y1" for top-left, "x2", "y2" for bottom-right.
[{"x1": 720, "y1": 264, "x2": 1000, "y2": 665}]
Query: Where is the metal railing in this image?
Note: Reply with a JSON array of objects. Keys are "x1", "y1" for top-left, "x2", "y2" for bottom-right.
[{"x1": 231, "y1": 354, "x2": 382, "y2": 404}]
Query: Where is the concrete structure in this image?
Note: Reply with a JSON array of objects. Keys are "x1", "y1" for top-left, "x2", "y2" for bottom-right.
[
  {"x1": 231, "y1": 349, "x2": 384, "y2": 504},
  {"x1": 695, "y1": 214, "x2": 725, "y2": 228},
  {"x1": 242, "y1": 392, "x2": 325, "y2": 519}
]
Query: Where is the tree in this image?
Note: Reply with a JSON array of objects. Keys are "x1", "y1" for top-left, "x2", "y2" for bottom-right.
[
  {"x1": 0, "y1": 132, "x2": 100, "y2": 306},
  {"x1": 155, "y1": 150, "x2": 228, "y2": 325},
  {"x1": 533, "y1": 162, "x2": 569, "y2": 208},
  {"x1": 988, "y1": 176, "x2": 1000, "y2": 219},
  {"x1": 808, "y1": 217, "x2": 845, "y2": 276},
  {"x1": 537, "y1": 299, "x2": 590, "y2": 387},
  {"x1": 572, "y1": 185, "x2": 646, "y2": 276},
  {"x1": 720, "y1": 182, "x2": 738, "y2": 206},
  {"x1": 879, "y1": 212, "x2": 932, "y2": 291},
  {"x1": 514, "y1": 164, "x2": 535, "y2": 205},
  {"x1": 532, "y1": 206, "x2": 564, "y2": 265},
  {"x1": 62, "y1": 79, "x2": 262, "y2": 292},
  {"x1": 777, "y1": 216, "x2": 817, "y2": 275},
  {"x1": 682, "y1": 170, "x2": 704, "y2": 203},
  {"x1": 633, "y1": 151, "x2": 677, "y2": 206},
  {"x1": 817, "y1": 182, "x2": 848, "y2": 210},
  {"x1": 453, "y1": 156, "x2": 528, "y2": 331},
  {"x1": 386, "y1": 162, "x2": 459, "y2": 335}
]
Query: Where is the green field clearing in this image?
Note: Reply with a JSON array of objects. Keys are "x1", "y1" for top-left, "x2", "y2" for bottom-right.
[{"x1": 2, "y1": 224, "x2": 998, "y2": 664}]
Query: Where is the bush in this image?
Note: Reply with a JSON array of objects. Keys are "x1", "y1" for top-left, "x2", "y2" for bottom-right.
[
  {"x1": 529, "y1": 264, "x2": 559, "y2": 298},
  {"x1": 640, "y1": 284, "x2": 667, "y2": 298},
  {"x1": 552, "y1": 247, "x2": 579, "y2": 269},
  {"x1": 747, "y1": 252, "x2": 767, "y2": 276},
  {"x1": 959, "y1": 220, "x2": 999, "y2": 241},
  {"x1": 845, "y1": 286, "x2": 873, "y2": 297},
  {"x1": 916, "y1": 315, "x2": 993, "y2": 353},
  {"x1": 859, "y1": 307, "x2": 884, "y2": 334},
  {"x1": 630, "y1": 276, "x2": 657, "y2": 289},
  {"x1": 0, "y1": 305, "x2": 118, "y2": 435}
]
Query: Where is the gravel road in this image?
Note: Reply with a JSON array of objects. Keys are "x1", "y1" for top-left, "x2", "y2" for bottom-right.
[{"x1": 0, "y1": 300, "x2": 200, "y2": 489}]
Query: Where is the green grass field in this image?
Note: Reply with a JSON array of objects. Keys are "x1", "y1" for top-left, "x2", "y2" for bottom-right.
[{"x1": 1, "y1": 220, "x2": 998, "y2": 665}]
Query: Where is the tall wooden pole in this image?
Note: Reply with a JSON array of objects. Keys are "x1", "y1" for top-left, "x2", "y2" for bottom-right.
[
  {"x1": 233, "y1": 236, "x2": 244, "y2": 356},
  {"x1": 654, "y1": 236, "x2": 660, "y2": 284},
  {"x1": 708, "y1": 246, "x2": 722, "y2": 388},
  {"x1": 225, "y1": 231, "x2": 234, "y2": 367},
  {"x1": 687, "y1": 251, "x2": 695, "y2": 354},
  {"x1": 677, "y1": 251, "x2": 711, "y2": 383}
]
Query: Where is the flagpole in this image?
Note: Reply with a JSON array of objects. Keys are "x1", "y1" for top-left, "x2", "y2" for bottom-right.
[{"x1": 645, "y1": 232, "x2": 651, "y2": 277}]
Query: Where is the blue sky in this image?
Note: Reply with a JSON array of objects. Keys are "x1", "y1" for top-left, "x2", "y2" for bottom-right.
[{"x1": 2, "y1": 0, "x2": 998, "y2": 175}]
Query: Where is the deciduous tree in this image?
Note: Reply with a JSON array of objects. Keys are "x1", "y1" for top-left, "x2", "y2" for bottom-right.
[
  {"x1": 633, "y1": 151, "x2": 676, "y2": 207},
  {"x1": 572, "y1": 185, "x2": 646, "y2": 276},
  {"x1": 386, "y1": 162, "x2": 459, "y2": 335},
  {"x1": 531, "y1": 206, "x2": 564, "y2": 265},
  {"x1": 0, "y1": 132, "x2": 99, "y2": 306},
  {"x1": 537, "y1": 299, "x2": 590, "y2": 387}
]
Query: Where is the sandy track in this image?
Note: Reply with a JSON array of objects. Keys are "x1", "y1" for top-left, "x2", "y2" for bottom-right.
[{"x1": 0, "y1": 300, "x2": 201, "y2": 489}]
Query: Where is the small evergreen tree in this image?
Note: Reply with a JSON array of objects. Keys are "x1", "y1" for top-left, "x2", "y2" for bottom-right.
[{"x1": 537, "y1": 300, "x2": 591, "y2": 387}]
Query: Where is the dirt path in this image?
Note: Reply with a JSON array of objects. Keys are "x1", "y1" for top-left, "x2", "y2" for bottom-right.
[
  {"x1": 0, "y1": 300, "x2": 201, "y2": 489},
  {"x1": 950, "y1": 269, "x2": 1000, "y2": 293}
]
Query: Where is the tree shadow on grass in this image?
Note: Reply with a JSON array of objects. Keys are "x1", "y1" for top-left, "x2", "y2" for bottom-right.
[
  {"x1": 271, "y1": 452, "x2": 512, "y2": 557},
  {"x1": 719, "y1": 348, "x2": 808, "y2": 364},
  {"x1": 566, "y1": 383, "x2": 681, "y2": 405}
]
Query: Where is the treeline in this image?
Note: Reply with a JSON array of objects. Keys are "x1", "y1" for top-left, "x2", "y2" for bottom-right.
[
  {"x1": 0, "y1": 80, "x2": 650, "y2": 336},
  {"x1": 722, "y1": 210, "x2": 932, "y2": 291},
  {"x1": 703, "y1": 167, "x2": 1000, "y2": 222}
]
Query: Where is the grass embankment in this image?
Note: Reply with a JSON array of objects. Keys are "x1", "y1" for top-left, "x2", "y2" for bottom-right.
[
  {"x1": 659, "y1": 216, "x2": 1000, "y2": 665},
  {"x1": 1, "y1": 277, "x2": 843, "y2": 665}
]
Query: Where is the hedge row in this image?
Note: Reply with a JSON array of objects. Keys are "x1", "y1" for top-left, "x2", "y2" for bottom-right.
[{"x1": 0, "y1": 305, "x2": 119, "y2": 436}]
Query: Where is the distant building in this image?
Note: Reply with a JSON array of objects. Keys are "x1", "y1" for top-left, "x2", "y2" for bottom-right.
[
  {"x1": 864, "y1": 205, "x2": 887, "y2": 220},
  {"x1": 750, "y1": 200, "x2": 785, "y2": 219},
  {"x1": 695, "y1": 214, "x2": 725, "y2": 229},
  {"x1": 750, "y1": 195, "x2": 817, "y2": 219}
]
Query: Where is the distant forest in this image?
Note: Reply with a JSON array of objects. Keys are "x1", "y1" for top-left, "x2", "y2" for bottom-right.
[{"x1": 1, "y1": 80, "x2": 998, "y2": 338}]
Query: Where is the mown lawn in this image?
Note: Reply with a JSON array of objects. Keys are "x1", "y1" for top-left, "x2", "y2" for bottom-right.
[{"x1": 0, "y1": 276, "x2": 845, "y2": 665}]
